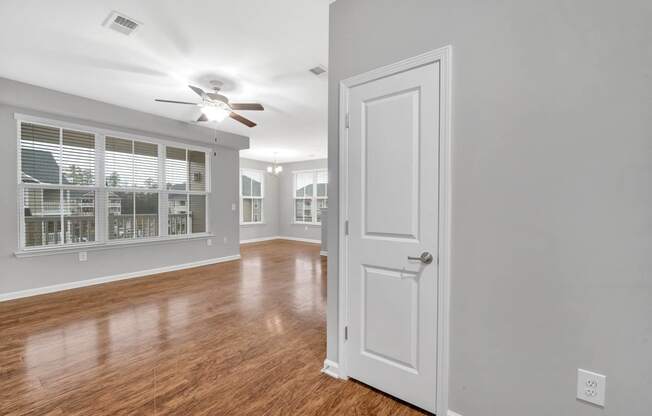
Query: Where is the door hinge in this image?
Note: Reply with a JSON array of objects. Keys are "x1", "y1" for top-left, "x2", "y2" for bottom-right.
[
  {"x1": 344, "y1": 326, "x2": 348, "y2": 341},
  {"x1": 344, "y1": 220, "x2": 349, "y2": 236},
  {"x1": 345, "y1": 113, "x2": 350, "y2": 129}
]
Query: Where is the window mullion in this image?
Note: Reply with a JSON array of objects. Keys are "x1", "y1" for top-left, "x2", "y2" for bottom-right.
[
  {"x1": 59, "y1": 127, "x2": 64, "y2": 245},
  {"x1": 159, "y1": 144, "x2": 168, "y2": 237},
  {"x1": 186, "y1": 192, "x2": 190, "y2": 234},
  {"x1": 58, "y1": 127, "x2": 63, "y2": 186},
  {"x1": 96, "y1": 134, "x2": 105, "y2": 243},
  {"x1": 132, "y1": 192, "x2": 136, "y2": 240},
  {"x1": 59, "y1": 186, "x2": 64, "y2": 245},
  {"x1": 185, "y1": 149, "x2": 189, "y2": 235},
  {"x1": 314, "y1": 172, "x2": 318, "y2": 224}
]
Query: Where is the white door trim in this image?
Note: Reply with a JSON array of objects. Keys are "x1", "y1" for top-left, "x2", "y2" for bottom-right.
[{"x1": 337, "y1": 45, "x2": 452, "y2": 416}]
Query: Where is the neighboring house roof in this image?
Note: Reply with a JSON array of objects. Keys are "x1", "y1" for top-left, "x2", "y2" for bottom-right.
[
  {"x1": 21, "y1": 149, "x2": 70, "y2": 184},
  {"x1": 168, "y1": 183, "x2": 187, "y2": 191}
]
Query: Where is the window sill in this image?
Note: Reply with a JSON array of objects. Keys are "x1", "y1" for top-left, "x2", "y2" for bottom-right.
[
  {"x1": 14, "y1": 233, "x2": 216, "y2": 258},
  {"x1": 240, "y1": 222, "x2": 266, "y2": 226}
]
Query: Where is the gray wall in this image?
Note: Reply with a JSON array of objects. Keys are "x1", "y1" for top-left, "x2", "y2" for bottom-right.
[
  {"x1": 239, "y1": 158, "x2": 280, "y2": 241},
  {"x1": 279, "y1": 158, "x2": 327, "y2": 241},
  {"x1": 0, "y1": 77, "x2": 247, "y2": 295},
  {"x1": 328, "y1": 1, "x2": 652, "y2": 415}
]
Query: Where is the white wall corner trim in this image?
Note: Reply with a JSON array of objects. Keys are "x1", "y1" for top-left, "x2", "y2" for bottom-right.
[
  {"x1": 321, "y1": 359, "x2": 341, "y2": 379},
  {"x1": 0, "y1": 255, "x2": 241, "y2": 302},
  {"x1": 448, "y1": 411, "x2": 463, "y2": 416},
  {"x1": 320, "y1": 251, "x2": 328, "y2": 257}
]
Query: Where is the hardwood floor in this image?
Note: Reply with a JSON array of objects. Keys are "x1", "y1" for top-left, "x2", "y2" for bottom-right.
[{"x1": 0, "y1": 240, "x2": 429, "y2": 415}]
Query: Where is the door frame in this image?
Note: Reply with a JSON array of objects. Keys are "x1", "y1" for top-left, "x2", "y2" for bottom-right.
[{"x1": 337, "y1": 45, "x2": 452, "y2": 415}]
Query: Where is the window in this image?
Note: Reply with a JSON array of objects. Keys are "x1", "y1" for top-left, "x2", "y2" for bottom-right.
[
  {"x1": 21, "y1": 123, "x2": 97, "y2": 247},
  {"x1": 240, "y1": 169, "x2": 264, "y2": 224},
  {"x1": 293, "y1": 169, "x2": 327, "y2": 224},
  {"x1": 105, "y1": 137, "x2": 160, "y2": 240},
  {"x1": 166, "y1": 147, "x2": 207, "y2": 235},
  {"x1": 18, "y1": 118, "x2": 211, "y2": 251}
]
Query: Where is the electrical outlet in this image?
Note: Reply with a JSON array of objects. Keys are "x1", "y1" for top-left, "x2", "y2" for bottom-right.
[
  {"x1": 207, "y1": 239, "x2": 213, "y2": 246},
  {"x1": 223, "y1": 236, "x2": 228, "y2": 244},
  {"x1": 231, "y1": 203, "x2": 237, "y2": 211},
  {"x1": 577, "y1": 369, "x2": 606, "y2": 407},
  {"x1": 78, "y1": 251, "x2": 87, "y2": 262}
]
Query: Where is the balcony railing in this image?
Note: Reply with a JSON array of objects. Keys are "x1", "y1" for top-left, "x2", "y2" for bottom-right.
[
  {"x1": 24, "y1": 213, "x2": 194, "y2": 247},
  {"x1": 24, "y1": 215, "x2": 94, "y2": 247},
  {"x1": 108, "y1": 214, "x2": 159, "y2": 240}
]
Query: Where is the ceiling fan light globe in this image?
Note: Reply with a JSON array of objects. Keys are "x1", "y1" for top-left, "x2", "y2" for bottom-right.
[
  {"x1": 267, "y1": 166, "x2": 274, "y2": 174},
  {"x1": 275, "y1": 165, "x2": 283, "y2": 174},
  {"x1": 202, "y1": 106, "x2": 229, "y2": 122}
]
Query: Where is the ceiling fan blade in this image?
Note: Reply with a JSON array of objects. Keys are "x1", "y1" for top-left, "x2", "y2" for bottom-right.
[
  {"x1": 230, "y1": 103, "x2": 265, "y2": 111},
  {"x1": 188, "y1": 85, "x2": 207, "y2": 98},
  {"x1": 229, "y1": 112, "x2": 257, "y2": 128},
  {"x1": 155, "y1": 99, "x2": 198, "y2": 105},
  {"x1": 197, "y1": 113, "x2": 208, "y2": 122}
]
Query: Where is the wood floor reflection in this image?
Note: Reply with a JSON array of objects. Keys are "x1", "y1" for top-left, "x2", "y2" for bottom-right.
[{"x1": 0, "y1": 240, "x2": 429, "y2": 415}]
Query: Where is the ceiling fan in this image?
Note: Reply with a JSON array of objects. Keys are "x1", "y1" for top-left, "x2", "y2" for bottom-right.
[{"x1": 155, "y1": 81, "x2": 264, "y2": 128}]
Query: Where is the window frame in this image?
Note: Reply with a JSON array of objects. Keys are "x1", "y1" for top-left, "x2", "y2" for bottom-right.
[
  {"x1": 239, "y1": 168, "x2": 265, "y2": 225},
  {"x1": 15, "y1": 113, "x2": 212, "y2": 254},
  {"x1": 292, "y1": 168, "x2": 327, "y2": 225}
]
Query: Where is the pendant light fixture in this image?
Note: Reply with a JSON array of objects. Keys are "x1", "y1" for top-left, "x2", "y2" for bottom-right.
[{"x1": 267, "y1": 154, "x2": 283, "y2": 175}]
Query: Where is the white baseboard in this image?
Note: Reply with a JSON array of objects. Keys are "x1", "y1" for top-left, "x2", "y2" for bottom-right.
[
  {"x1": 0, "y1": 254, "x2": 241, "y2": 302},
  {"x1": 448, "y1": 411, "x2": 463, "y2": 416},
  {"x1": 320, "y1": 251, "x2": 328, "y2": 257},
  {"x1": 278, "y1": 236, "x2": 321, "y2": 244},
  {"x1": 321, "y1": 359, "x2": 341, "y2": 379},
  {"x1": 240, "y1": 236, "x2": 281, "y2": 244}
]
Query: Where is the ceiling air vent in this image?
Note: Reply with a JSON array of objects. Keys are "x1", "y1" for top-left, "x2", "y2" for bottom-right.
[
  {"x1": 309, "y1": 65, "x2": 327, "y2": 76},
  {"x1": 103, "y1": 11, "x2": 141, "y2": 36}
]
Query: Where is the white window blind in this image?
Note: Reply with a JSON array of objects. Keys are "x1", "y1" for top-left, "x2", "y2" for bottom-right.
[
  {"x1": 20, "y1": 123, "x2": 97, "y2": 247},
  {"x1": 105, "y1": 137, "x2": 134, "y2": 188},
  {"x1": 293, "y1": 169, "x2": 327, "y2": 224},
  {"x1": 166, "y1": 146, "x2": 187, "y2": 191},
  {"x1": 62, "y1": 129, "x2": 95, "y2": 185},
  {"x1": 240, "y1": 169, "x2": 264, "y2": 224},
  {"x1": 18, "y1": 118, "x2": 211, "y2": 251},
  {"x1": 165, "y1": 147, "x2": 207, "y2": 235},
  {"x1": 134, "y1": 141, "x2": 158, "y2": 189},
  {"x1": 20, "y1": 123, "x2": 60, "y2": 184},
  {"x1": 106, "y1": 136, "x2": 160, "y2": 241}
]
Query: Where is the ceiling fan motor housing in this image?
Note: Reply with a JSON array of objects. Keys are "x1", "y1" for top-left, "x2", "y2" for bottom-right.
[
  {"x1": 156, "y1": 84, "x2": 261, "y2": 127},
  {"x1": 206, "y1": 93, "x2": 231, "y2": 110}
]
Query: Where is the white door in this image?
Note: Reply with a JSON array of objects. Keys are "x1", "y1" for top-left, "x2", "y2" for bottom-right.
[{"x1": 345, "y1": 60, "x2": 440, "y2": 412}]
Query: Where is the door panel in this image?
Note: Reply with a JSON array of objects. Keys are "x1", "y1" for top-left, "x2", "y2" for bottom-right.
[
  {"x1": 362, "y1": 265, "x2": 419, "y2": 371},
  {"x1": 363, "y1": 88, "x2": 420, "y2": 240},
  {"x1": 346, "y1": 61, "x2": 440, "y2": 412}
]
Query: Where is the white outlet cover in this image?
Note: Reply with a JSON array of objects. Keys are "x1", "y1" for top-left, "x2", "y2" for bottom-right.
[
  {"x1": 577, "y1": 369, "x2": 606, "y2": 407},
  {"x1": 78, "y1": 251, "x2": 87, "y2": 262},
  {"x1": 207, "y1": 239, "x2": 213, "y2": 246},
  {"x1": 232, "y1": 203, "x2": 237, "y2": 211}
]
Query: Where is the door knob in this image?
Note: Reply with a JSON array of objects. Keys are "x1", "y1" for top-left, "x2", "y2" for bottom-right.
[{"x1": 407, "y1": 252, "x2": 434, "y2": 265}]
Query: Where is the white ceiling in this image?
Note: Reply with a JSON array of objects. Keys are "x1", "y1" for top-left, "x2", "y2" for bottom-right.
[{"x1": 0, "y1": 0, "x2": 329, "y2": 163}]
